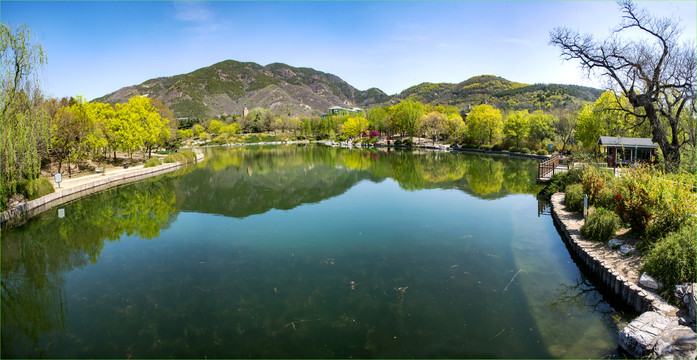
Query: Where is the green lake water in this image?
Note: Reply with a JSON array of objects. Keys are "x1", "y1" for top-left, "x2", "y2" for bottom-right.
[{"x1": 1, "y1": 145, "x2": 631, "y2": 358}]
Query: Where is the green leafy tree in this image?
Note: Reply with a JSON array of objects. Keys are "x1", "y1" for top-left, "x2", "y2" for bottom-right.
[
  {"x1": 368, "y1": 107, "x2": 390, "y2": 135},
  {"x1": 393, "y1": 100, "x2": 424, "y2": 138},
  {"x1": 467, "y1": 104, "x2": 502, "y2": 145},
  {"x1": 123, "y1": 96, "x2": 169, "y2": 158},
  {"x1": 1, "y1": 23, "x2": 51, "y2": 209},
  {"x1": 503, "y1": 110, "x2": 531, "y2": 148},
  {"x1": 421, "y1": 111, "x2": 448, "y2": 145},
  {"x1": 341, "y1": 115, "x2": 369, "y2": 138},
  {"x1": 193, "y1": 124, "x2": 204, "y2": 137},
  {"x1": 445, "y1": 113, "x2": 465, "y2": 141},
  {"x1": 527, "y1": 110, "x2": 555, "y2": 147},
  {"x1": 208, "y1": 119, "x2": 224, "y2": 134}
]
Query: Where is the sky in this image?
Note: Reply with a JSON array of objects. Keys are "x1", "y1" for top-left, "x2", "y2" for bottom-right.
[{"x1": 2, "y1": 1, "x2": 695, "y2": 100}]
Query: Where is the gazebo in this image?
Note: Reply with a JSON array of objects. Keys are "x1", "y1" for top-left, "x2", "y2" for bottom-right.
[{"x1": 597, "y1": 136, "x2": 659, "y2": 167}]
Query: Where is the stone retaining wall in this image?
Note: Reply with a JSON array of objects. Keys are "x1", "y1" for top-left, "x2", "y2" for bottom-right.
[
  {"x1": 550, "y1": 192, "x2": 676, "y2": 314},
  {"x1": 551, "y1": 192, "x2": 696, "y2": 358},
  {"x1": 1, "y1": 154, "x2": 204, "y2": 229}
]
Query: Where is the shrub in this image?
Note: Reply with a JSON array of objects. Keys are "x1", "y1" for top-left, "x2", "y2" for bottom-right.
[
  {"x1": 509, "y1": 147, "x2": 520, "y2": 153},
  {"x1": 336, "y1": 135, "x2": 347, "y2": 142},
  {"x1": 613, "y1": 166, "x2": 696, "y2": 236},
  {"x1": 520, "y1": 147, "x2": 531, "y2": 154},
  {"x1": 402, "y1": 138, "x2": 414, "y2": 146},
  {"x1": 642, "y1": 225, "x2": 696, "y2": 301},
  {"x1": 144, "y1": 158, "x2": 162, "y2": 168},
  {"x1": 18, "y1": 177, "x2": 55, "y2": 201},
  {"x1": 393, "y1": 139, "x2": 402, "y2": 145},
  {"x1": 536, "y1": 149, "x2": 548, "y2": 156},
  {"x1": 581, "y1": 166, "x2": 614, "y2": 205},
  {"x1": 564, "y1": 183, "x2": 584, "y2": 212},
  {"x1": 581, "y1": 207, "x2": 621, "y2": 242},
  {"x1": 540, "y1": 167, "x2": 584, "y2": 198},
  {"x1": 596, "y1": 186, "x2": 615, "y2": 210},
  {"x1": 163, "y1": 150, "x2": 197, "y2": 164},
  {"x1": 491, "y1": 144, "x2": 502, "y2": 151},
  {"x1": 479, "y1": 144, "x2": 492, "y2": 151}
]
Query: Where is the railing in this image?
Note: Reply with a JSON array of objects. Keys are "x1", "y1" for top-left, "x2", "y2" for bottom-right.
[{"x1": 538, "y1": 155, "x2": 560, "y2": 179}]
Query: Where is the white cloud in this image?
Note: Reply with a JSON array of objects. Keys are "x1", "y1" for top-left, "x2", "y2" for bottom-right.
[{"x1": 174, "y1": 2, "x2": 212, "y2": 23}]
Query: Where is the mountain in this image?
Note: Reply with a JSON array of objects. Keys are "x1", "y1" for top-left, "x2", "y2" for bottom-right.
[
  {"x1": 95, "y1": 60, "x2": 603, "y2": 118},
  {"x1": 95, "y1": 60, "x2": 390, "y2": 118},
  {"x1": 390, "y1": 75, "x2": 604, "y2": 111}
]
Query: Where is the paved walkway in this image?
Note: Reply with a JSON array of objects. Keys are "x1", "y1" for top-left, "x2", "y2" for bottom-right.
[{"x1": 53, "y1": 164, "x2": 146, "y2": 190}]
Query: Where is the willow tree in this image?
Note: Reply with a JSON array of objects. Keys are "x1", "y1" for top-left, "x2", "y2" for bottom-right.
[
  {"x1": 550, "y1": 0, "x2": 696, "y2": 170},
  {"x1": 1, "y1": 24, "x2": 50, "y2": 208}
]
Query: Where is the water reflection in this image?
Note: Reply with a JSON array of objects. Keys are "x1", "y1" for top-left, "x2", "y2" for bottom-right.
[{"x1": 2, "y1": 145, "x2": 551, "y2": 358}]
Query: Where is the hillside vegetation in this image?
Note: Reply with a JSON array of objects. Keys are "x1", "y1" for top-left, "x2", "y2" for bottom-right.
[{"x1": 96, "y1": 61, "x2": 602, "y2": 119}]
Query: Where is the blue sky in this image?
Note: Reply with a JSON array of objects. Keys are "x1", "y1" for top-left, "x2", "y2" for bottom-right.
[{"x1": 2, "y1": 1, "x2": 695, "y2": 100}]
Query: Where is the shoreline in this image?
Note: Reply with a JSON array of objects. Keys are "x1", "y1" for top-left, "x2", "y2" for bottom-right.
[
  {"x1": 1, "y1": 153, "x2": 204, "y2": 229},
  {"x1": 550, "y1": 192, "x2": 696, "y2": 358}
]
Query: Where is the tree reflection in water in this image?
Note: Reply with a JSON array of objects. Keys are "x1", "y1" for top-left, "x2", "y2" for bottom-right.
[{"x1": 2, "y1": 145, "x2": 545, "y2": 358}]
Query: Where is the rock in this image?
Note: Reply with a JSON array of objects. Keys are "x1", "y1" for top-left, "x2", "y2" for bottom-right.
[
  {"x1": 618, "y1": 244, "x2": 635, "y2": 255},
  {"x1": 619, "y1": 311, "x2": 697, "y2": 359},
  {"x1": 640, "y1": 272, "x2": 663, "y2": 290},
  {"x1": 676, "y1": 284, "x2": 697, "y2": 326},
  {"x1": 654, "y1": 326, "x2": 697, "y2": 359},
  {"x1": 608, "y1": 238, "x2": 624, "y2": 248}
]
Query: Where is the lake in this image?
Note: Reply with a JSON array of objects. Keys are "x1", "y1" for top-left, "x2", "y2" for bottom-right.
[{"x1": 1, "y1": 145, "x2": 631, "y2": 358}]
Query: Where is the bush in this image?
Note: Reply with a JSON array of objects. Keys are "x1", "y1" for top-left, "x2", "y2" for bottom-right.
[
  {"x1": 581, "y1": 207, "x2": 621, "y2": 242},
  {"x1": 613, "y1": 166, "x2": 696, "y2": 236},
  {"x1": 564, "y1": 183, "x2": 584, "y2": 212},
  {"x1": 402, "y1": 138, "x2": 414, "y2": 146},
  {"x1": 163, "y1": 150, "x2": 197, "y2": 164},
  {"x1": 642, "y1": 225, "x2": 696, "y2": 301},
  {"x1": 144, "y1": 158, "x2": 162, "y2": 168},
  {"x1": 509, "y1": 147, "x2": 520, "y2": 153},
  {"x1": 536, "y1": 149, "x2": 548, "y2": 156},
  {"x1": 596, "y1": 186, "x2": 615, "y2": 210},
  {"x1": 581, "y1": 166, "x2": 614, "y2": 205},
  {"x1": 18, "y1": 177, "x2": 55, "y2": 201},
  {"x1": 540, "y1": 167, "x2": 584, "y2": 198},
  {"x1": 393, "y1": 139, "x2": 402, "y2": 145},
  {"x1": 520, "y1": 147, "x2": 531, "y2": 154},
  {"x1": 479, "y1": 144, "x2": 492, "y2": 151},
  {"x1": 491, "y1": 144, "x2": 502, "y2": 151}
]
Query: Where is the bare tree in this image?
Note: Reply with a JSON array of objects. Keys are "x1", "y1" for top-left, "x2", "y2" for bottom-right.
[{"x1": 550, "y1": 0, "x2": 696, "y2": 170}]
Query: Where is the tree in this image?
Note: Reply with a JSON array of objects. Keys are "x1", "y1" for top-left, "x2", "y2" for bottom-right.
[
  {"x1": 503, "y1": 110, "x2": 531, "y2": 148},
  {"x1": 193, "y1": 124, "x2": 204, "y2": 137},
  {"x1": 445, "y1": 113, "x2": 465, "y2": 141},
  {"x1": 421, "y1": 111, "x2": 448, "y2": 145},
  {"x1": 467, "y1": 104, "x2": 503, "y2": 145},
  {"x1": 208, "y1": 119, "x2": 224, "y2": 134},
  {"x1": 576, "y1": 91, "x2": 652, "y2": 149},
  {"x1": 1, "y1": 23, "x2": 51, "y2": 209},
  {"x1": 553, "y1": 112, "x2": 577, "y2": 154},
  {"x1": 393, "y1": 100, "x2": 424, "y2": 138},
  {"x1": 341, "y1": 115, "x2": 368, "y2": 138},
  {"x1": 527, "y1": 110, "x2": 555, "y2": 147},
  {"x1": 550, "y1": 0, "x2": 696, "y2": 170},
  {"x1": 367, "y1": 107, "x2": 390, "y2": 135}
]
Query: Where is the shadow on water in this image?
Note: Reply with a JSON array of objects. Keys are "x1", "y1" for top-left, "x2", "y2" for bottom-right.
[{"x1": 1, "y1": 145, "x2": 626, "y2": 358}]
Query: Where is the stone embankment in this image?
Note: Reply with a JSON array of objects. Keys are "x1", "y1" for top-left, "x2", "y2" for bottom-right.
[
  {"x1": 1, "y1": 153, "x2": 204, "y2": 229},
  {"x1": 550, "y1": 193, "x2": 696, "y2": 359}
]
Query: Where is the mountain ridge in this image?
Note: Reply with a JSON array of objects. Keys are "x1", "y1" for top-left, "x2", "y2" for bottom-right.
[{"x1": 95, "y1": 59, "x2": 604, "y2": 118}]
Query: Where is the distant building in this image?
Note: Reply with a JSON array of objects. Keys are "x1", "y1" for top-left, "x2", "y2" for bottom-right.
[
  {"x1": 598, "y1": 136, "x2": 658, "y2": 167},
  {"x1": 327, "y1": 106, "x2": 363, "y2": 116}
]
